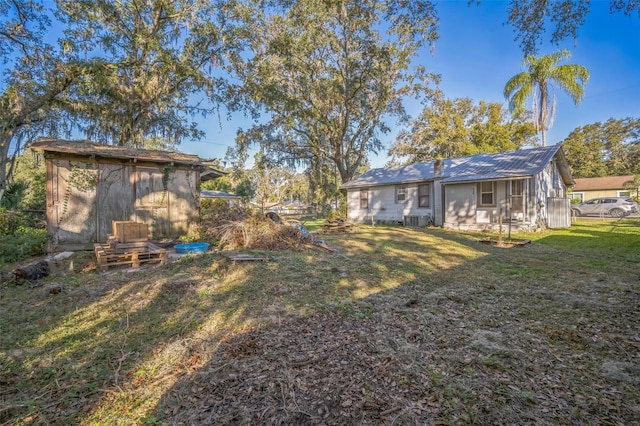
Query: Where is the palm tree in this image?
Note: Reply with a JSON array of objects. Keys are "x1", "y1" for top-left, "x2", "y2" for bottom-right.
[{"x1": 504, "y1": 49, "x2": 589, "y2": 146}]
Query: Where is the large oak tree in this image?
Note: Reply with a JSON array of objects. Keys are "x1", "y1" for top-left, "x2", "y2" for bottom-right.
[
  {"x1": 1, "y1": 0, "x2": 247, "y2": 200},
  {"x1": 389, "y1": 92, "x2": 537, "y2": 164},
  {"x1": 235, "y1": 0, "x2": 439, "y2": 185}
]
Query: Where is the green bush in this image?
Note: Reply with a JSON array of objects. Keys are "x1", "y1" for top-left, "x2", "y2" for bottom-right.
[
  {"x1": 0, "y1": 226, "x2": 49, "y2": 265},
  {"x1": 0, "y1": 207, "x2": 23, "y2": 236}
]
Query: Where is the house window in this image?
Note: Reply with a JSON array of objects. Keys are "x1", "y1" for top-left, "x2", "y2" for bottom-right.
[
  {"x1": 510, "y1": 179, "x2": 524, "y2": 196},
  {"x1": 396, "y1": 185, "x2": 407, "y2": 203},
  {"x1": 569, "y1": 192, "x2": 584, "y2": 203},
  {"x1": 360, "y1": 189, "x2": 368, "y2": 209},
  {"x1": 478, "y1": 181, "x2": 495, "y2": 206},
  {"x1": 617, "y1": 190, "x2": 631, "y2": 197},
  {"x1": 418, "y1": 183, "x2": 430, "y2": 208}
]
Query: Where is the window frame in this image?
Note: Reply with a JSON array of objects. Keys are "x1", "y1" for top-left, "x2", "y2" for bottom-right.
[
  {"x1": 418, "y1": 183, "x2": 430, "y2": 208},
  {"x1": 478, "y1": 181, "x2": 496, "y2": 207},
  {"x1": 396, "y1": 185, "x2": 407, "y2": 203},
  {"x1": 359, "y1": 189, "x2": 368, "y2": 209},
  {"x1": 569, "y1": 192, "x2": 585, "y2": 203}
]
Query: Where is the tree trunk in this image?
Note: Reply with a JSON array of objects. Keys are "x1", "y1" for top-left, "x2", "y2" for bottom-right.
[
  {"x1": 538, "y1": 81, "x2": 548, "y2": 146},
  {"x1": 12, "y1": 260, "x2": 49, "y2": 281},
  {"x1": 0, "y1": 128, "x2": 17, "y2": 202},
  {"x1": 0, "y1": 64, "x2": 84, "y2": 202}
]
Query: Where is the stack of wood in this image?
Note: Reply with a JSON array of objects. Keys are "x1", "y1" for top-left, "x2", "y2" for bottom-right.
[
  {"x1": 319, "y1": 219, "x2": 354, "y2": 233},
  {"x1": 94, "y1": 221, "x2": 167, "y2": 271}
]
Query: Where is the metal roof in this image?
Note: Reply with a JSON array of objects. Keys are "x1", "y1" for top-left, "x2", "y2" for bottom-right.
[
  {"x1": 342, "y1": 145, "x2": 573, "y2": 188},
  {"x1": 30, "y1": 138, "x2": 203, "y2": 166}
]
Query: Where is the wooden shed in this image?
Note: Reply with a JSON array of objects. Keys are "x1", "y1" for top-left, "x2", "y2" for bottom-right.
[{"x1": 31, "y1": 139, "x2": 208, "y2": 250}]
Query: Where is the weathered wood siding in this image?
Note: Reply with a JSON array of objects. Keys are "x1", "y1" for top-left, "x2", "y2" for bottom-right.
[
  {"x1": 46, "y1": 157, "x2": 200, "y2": 249},
  {"x1": 134, "y1": 167, "x2": 170, "y2": 238},
  {"x1": 165, "y1": 168, "x2": 200, "y2": 237},
  {"x1": 47, "y1": 159, "x2": 99, "y2": 248},
  {"x1": 97, "y1": 163, "x2": 135, "y2": 241}
]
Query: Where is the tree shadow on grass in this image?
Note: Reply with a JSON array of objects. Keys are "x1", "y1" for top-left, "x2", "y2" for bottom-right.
[
  {"x1": 1, "y1": 224, "x2": 638, "y2": 424},
  {"x1": 0, "y1": 253, "x2": 258, "y2": 424},
  {"x1": 147, "y1": 225, "x2": 640, "y2": 425}
]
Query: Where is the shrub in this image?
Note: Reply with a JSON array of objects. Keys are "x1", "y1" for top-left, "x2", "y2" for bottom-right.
[
  {"x1": 0, "y1": 207, "x2": 23, "y2": 236},
  {"x1": 0, "y1": 226, "x2": 49, "y2": 265}
]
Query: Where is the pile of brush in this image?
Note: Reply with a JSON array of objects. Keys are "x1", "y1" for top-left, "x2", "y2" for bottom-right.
[{"x1": 202, "y1": 205, "x2": 313, "y2": 250}]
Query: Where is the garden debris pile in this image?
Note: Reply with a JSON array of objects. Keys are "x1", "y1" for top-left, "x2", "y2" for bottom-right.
[{"x1": 202, "y1": 205, "x2": 316, "y2": 251}]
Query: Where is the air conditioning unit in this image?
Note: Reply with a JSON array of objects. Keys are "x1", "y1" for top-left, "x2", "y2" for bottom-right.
[{"x1": 404, "y1": 215, "x2": 431, "y2": 227}]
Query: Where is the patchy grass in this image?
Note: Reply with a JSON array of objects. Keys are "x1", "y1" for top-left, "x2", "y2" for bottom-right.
[{"x1": 1, "y1": 219, "x2": 639, "y2": 425}]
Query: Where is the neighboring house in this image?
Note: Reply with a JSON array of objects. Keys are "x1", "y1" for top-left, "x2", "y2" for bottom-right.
[
  {"x1": 570, "y1": 175, "x2": 640, "y2": 203},
  {"x1": 31, "y1": 139, "x2": 206, "y2": 250},
  {"x1": 200, "y1": 189, "x2": 242, "y2": 206},
  {"x1": 342, "y1": 145, "x2": 575, "y2": 230}
]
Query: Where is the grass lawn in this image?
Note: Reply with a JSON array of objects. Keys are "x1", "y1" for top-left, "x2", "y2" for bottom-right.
[{"x1": 1, "y1": 218, "x2": 639, "y2": 425}]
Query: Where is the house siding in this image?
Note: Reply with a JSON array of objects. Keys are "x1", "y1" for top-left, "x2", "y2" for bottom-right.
[
  {"x1": 442, "y1": 178, "x2": 539, "y2": 230},
  {"x1": 571, "y1": 176, "x2": 639, "y2": 201},
  {"x1": 443, "y1": 183, "x2": 477, "y2": 226},
  {"x1": 346, "y1": 183, "x2": 434, "y2": 224},
  {"x1": 573, "y1": 189, "x2": 637, "y2": 200},
  {"x1": 343, "y1": 146, "x2": 573, "y2": 230}
]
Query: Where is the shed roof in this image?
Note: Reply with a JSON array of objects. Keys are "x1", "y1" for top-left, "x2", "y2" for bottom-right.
[
  {"x1": 573, "y1": 175, "x2": 636, "y2": 191},
  {"x1": 342, "y1": 145, "x2": 574, "y2": 188},
  {"x1": 30, "y1": 138, "x2": 203, "y2": 166}
]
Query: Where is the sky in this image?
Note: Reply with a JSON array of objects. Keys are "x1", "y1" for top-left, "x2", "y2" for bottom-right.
[{"x1": 180, "y1": 1, "x2": 640, "y2": 169}]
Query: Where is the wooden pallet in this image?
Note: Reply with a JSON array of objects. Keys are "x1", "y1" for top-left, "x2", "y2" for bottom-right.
[
  {"x1": 94, "y1": 242, "x2": 167, "y2": 271},
  {"x1": 224, "y1": 252, "x2": 269, "y2": 262}
]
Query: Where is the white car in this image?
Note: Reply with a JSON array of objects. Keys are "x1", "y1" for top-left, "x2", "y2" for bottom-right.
[{"x1": 571, "y1": 197, "x2": 639, "y2": 218}]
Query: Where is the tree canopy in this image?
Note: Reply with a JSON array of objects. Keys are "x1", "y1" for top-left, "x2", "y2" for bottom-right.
[
  {"x1": 3, "y1": 0, "x2": 636, "y2": 207},
  {"x1": 388, "y1": 93, "x2": 537, "y2": 164},
  {"x1": 55, "y1": 0, "x2": 248, "y2": 147},
  {"x1": 234, "y1": 0, "x2": 439, "y2": 185},
  {"x1": 562, "y1": 117, "x2": 640, "y2": 178},
  {"x1": 502, "y1": 0, "x2": 640, "y2": 55},
  {"x1": 0, "y1": 0, "x2": 247, "y2": 199}
]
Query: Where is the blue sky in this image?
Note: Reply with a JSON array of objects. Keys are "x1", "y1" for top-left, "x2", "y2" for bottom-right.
[{"x1": 182, "y1": 1, "x2": 640, "y2": 169}]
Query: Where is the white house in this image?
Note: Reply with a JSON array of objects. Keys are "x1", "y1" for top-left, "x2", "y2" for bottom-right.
[{"x1": 342, "y1": 145, "x2": 575, "y2": 230}]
